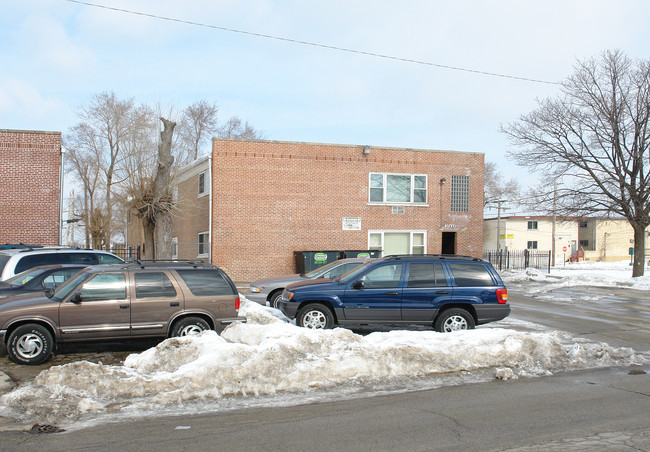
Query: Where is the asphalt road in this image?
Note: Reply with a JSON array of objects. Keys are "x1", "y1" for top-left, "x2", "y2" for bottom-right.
[{"x1": 0, "y1": 285, "x2": 649, "y2": 451}]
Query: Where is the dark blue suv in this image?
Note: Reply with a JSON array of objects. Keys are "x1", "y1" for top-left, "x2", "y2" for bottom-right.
[{"x1": 278, "y1": 255, "x2": 509, "y2": 332}]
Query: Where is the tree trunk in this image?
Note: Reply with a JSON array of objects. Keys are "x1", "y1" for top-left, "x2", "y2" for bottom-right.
[
  {"x1": 153, "y1": 117, "x2": 176, "y2": 260},
  {"x1": 154, "y1": 213, "x2": 173, "y2": 260},
  {"x1": 632, "y1": 224, "x2": 646, "y2": 277},
  {"x1": 142, "y1": 218, "x2": 155, "y2": 260}
]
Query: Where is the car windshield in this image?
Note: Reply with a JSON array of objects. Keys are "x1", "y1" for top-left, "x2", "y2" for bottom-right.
[
  {"x1": 5, "y1": 267, "x2": 49, "y2": 287},
  {"x1": 303, "y1": 260, "x2": 345, "y2": 278},
  {"x1": 51, "y1": 270, "x2": 91, "y2": 301},
  {"x1": 338, "y1": 261, "x2": 376, "y2": 283}
]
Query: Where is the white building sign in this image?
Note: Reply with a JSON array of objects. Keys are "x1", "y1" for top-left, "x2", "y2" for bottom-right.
[{"x1": 342, "y1": 217, "x2": 362, "y2": 231}]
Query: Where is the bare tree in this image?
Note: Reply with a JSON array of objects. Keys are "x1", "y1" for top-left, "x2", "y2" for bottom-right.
[
  {"x1": 502, "y1": 50, "x2": 650, "y2": 276},
  {"x1": 67, "y1": 93, "x2": 263, "y2": 258},
  {"x1": 153, "y1": 117, "x2": 176, "y2": 259},
  {"x1": 218, "y1": 116, "x2": 264, "y2": 139},
  {"x1": 64, "y1": 133, "x2": 101, "y2": 248},
  {"x1": 177, "y1": 100, "x2": 219, "y2": 164},
  {"x1": 484, "y1": 161, "x2": 521, "y2": 207},
  {"x1": 65, "y1": 91, "x2": 151, "y2": 248}
]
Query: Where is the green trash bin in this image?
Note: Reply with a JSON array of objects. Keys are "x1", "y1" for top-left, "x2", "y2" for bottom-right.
[
  {"x1": 342, "y1": 250, "x2": 381, "y2": 259},
  {"x1": 294, "y1": 251, "x2": 343, "y2": 274}
]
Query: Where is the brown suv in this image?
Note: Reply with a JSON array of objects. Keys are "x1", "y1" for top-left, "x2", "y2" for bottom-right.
[{"x1": 0, "y1": 261, "x2": 245, "y2": 365}]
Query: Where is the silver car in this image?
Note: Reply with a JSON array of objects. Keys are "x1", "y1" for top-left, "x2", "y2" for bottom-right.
[{"x1": 249, "y1": 258, "x2": 372, "y2": 307}]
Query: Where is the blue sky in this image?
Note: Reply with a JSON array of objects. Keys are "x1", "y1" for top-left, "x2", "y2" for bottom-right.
[{"x1": 3, "y1": 0, "x2": 650, "y2": 193}]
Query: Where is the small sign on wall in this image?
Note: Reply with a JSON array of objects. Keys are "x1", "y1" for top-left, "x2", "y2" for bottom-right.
[{"x1": 342, "y1": 217, "x2": 361, "y2": 230}]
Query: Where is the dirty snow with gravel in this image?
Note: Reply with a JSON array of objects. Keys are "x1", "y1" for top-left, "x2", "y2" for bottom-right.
[{"x1": 0, "y1": 260, "x2": 648, "y2": 427}]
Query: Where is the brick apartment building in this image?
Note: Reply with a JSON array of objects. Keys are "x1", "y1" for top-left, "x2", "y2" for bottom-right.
[
  {"x1": 0, "y1": 129, "x2": 63, "y2": 246},
  {"x1": 171, "y1": 154, "x2": 212, "y2": 260},
  {"x1": 173, "y1": 138, "x2": 484, "y2": 281}
]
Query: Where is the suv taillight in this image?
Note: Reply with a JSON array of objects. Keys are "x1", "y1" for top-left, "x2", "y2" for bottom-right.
[
  {"x1": 496, "y1": 288, "x2": 508, "y2": 304},
  {"x1": 235, "y1": 296, "x2": 240, "y2": 310}
]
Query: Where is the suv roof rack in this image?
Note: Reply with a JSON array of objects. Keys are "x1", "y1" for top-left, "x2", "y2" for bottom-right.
[
  {"x1": 0, "y1": 243, "x2": 45, "y2": 250},
  {"x1": 383, "y1": 254, "x2": 484, "y2": 262},
  {"x1": 126, "y1": 259, "x2": 214, "y2": 269}
]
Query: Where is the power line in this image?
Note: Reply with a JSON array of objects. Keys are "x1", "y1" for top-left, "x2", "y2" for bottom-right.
[{"x1": 62, "y1": 0, "x2": 560, "y2": 86}]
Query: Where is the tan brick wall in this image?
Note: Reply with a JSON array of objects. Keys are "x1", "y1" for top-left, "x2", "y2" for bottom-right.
[
  {"x1": 0, "y1": 129, "x2": 62, "y2": 246},
  {"x1": 211, "y1": 139, "x2": 484, "y2": 281}
]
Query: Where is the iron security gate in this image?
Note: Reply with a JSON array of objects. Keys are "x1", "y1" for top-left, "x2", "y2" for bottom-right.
[{"x1": 483, "y1": 249, "x2": 551, "y2": 273}]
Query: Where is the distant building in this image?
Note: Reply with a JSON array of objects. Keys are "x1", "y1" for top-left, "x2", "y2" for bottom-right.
[
  {"x1": 578, "y1": 218, "x2": 649, "y2": 262},
  {"x1": 0, "y1": 129, "x2": 63, "y2": 246},
  {"x1": 483, "y1": 216, "x2": 650, "y2": 263}
]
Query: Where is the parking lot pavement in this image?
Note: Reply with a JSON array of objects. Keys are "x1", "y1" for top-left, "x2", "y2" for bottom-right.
[
  {"x1": 0, "y1": 366, "x2": 648, "y2": 451},
  {"x1": 506, "y1": 285, "x2": 650, "y2": 352}
]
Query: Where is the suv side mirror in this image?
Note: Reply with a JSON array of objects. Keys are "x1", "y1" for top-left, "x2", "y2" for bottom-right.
[
  {"x1": 70, "y1": 293, "x2": 83, "y2": 304},
  {"x1": 352, "y1": 280, "x2": 364, "y2": 290}
]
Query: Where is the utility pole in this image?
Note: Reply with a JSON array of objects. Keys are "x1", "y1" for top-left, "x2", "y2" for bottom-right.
[
  {"x1": 552, "y1": 182, "x2": 558, "y2": 267},
  {"x1": 66, "y1": 190, "x2": 75, "y2": 246},
  {"x1": 495, "y1": 199, "x2": 507, "y2": 251}
]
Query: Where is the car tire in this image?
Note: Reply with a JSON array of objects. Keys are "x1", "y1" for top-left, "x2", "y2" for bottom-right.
[
  {"x1": 297, "y1": 304, "x2": 334, "y2": 329},
  {"x1": 434, "y1": 308, "x2": 475, "y2": 333},
  {"x1": 171, "y1": 317, "x2": 211, "y2": 337},
  {"x1": 270, "y1": 291, "x2": 284, "y2": 309},
  {"x1": 7, "y1": 324, "x2": 54, "y2": 365}
]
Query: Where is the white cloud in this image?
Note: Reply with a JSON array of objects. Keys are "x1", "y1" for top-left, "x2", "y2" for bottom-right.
[
  {"x1": 0, "y1": 77, "x2": 71, "y2": 131},
  {"x1": 15, "y1": 14, "x2": 97, "y2": 75}
]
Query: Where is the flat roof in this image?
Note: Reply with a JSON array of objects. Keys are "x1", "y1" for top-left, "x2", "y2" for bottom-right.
[
  {"x1": 212, "y1": 136, "x2": 483, "y2": 156},
  {"x1": 0, "y1": 128, "x2": 61, "y2": 135}
]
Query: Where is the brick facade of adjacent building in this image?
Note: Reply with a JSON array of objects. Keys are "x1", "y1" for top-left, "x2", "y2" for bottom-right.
[
  {"x1": 0, "y1": 129, "x2": 62, "y2": 246},
  {"x1": 210, "y1": 138, "x2": 484, "y2": 281},
  {"x1": 172, "y1": 155, "x2": 211, "y2": 259}
]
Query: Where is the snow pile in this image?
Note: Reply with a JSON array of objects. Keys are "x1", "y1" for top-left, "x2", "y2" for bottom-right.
[
  {"x1": 500, "y1": 260, "x2": 650, "y2": 293},
  {"x1": 1, "y1": 299, "x2": 645, "y2": 425}
]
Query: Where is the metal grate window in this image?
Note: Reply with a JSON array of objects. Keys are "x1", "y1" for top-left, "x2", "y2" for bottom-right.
[
  {"x1": 450, "y1": 175, "x2": 470, "y2": 212},
  {"x1": 197, "y1": 232, "x2": 210, "y2": 257},
  {"x1": 198, "y1": 171, "x2": 209, "y2": 197}
]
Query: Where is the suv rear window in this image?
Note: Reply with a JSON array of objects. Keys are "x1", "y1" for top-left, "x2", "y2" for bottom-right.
[
  {"x1": 135, "y1": 272, "x2": 177, "y2": 299},
  {"x1": 448, "y1": 263, "x2": 495, "y2": 287},
  {"x1": 407, "y1": 263, "x2": 447, "y2": 288},
  {"x1": 15, "y1": 254, "x2": 63, "y2": 273},
  {"x1": 176, "y1": 269, "x2": 235, "y2": 296},
  {"x1": 58, "y1": 253, "x2": 98, "y2": 266},
  {"x1": 96, "y1": 254, "x2": 123, "y2": 264}
]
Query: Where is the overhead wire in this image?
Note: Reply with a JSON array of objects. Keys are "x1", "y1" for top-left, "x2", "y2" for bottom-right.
[{"x1": 62, "y1": 0, "x2": 560, "y2": 86}]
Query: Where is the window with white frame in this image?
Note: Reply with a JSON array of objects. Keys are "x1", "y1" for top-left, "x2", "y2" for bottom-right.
[
  {"x1": 197, "y1": 232, "x2": 209, "y2": 257},
  {"x1": 527, "y1": 241, "x2": 538, "y2": 250},
  {"x1": 369, "y1": 173, "x2": 427, "y2": 204},
  {"x1": 527, "y1": 221, "x2": 538, "y2": 230},
  {"x1": 172, "y1": 237, "x2": 178, "y2": 259},
  {"x1": 198, "y1": 171, "x2": 209, "y2": 197},
  {"x1": 368, "y1": 231, "x2": 426, "y2": 256},
  {"x1": 450, "y1": 175, "x2": 470, "y2": 212}
]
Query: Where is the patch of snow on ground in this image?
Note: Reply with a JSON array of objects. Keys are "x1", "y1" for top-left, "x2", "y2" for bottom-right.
[
  {"x1": 500, "y1": 260, "x2": 650, "y2": 293},
  {"x1": 1, "y1": 298, "x2": 646, "y2": 426}
]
